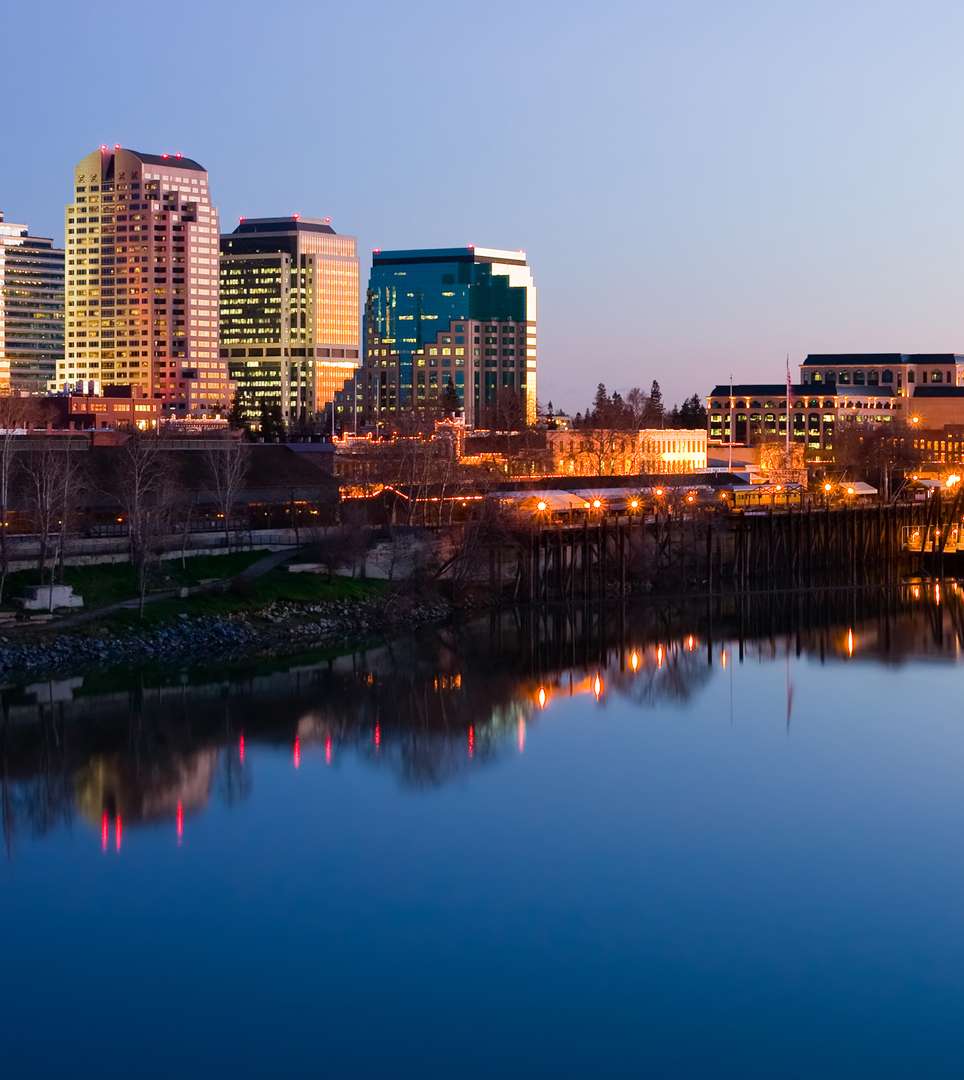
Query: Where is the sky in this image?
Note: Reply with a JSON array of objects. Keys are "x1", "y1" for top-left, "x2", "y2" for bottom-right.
[{"x1": 4, "y1": 0, "x2": 964, "y2": 413}]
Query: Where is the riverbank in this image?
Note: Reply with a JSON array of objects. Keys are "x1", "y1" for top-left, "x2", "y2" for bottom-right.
[{"x1": 0, "y1": 575, "x2": 452, "y2": 681}]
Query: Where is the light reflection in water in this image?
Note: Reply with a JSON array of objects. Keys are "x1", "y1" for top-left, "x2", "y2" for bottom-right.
[{"x1": 3, "y1": 584, "x2": 964, "y2": 858}]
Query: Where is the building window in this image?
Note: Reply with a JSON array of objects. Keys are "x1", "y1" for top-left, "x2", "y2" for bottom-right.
[{"x1": 882, "y1": 369, "x2": 893, "y2": 384}]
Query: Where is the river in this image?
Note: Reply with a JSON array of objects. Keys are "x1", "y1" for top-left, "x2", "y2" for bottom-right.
[{"x1": 3, "y1": 586, "x2": 964, "y2": 1077}]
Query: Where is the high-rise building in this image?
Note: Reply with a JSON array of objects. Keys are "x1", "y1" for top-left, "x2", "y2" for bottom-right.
[
  {"x1": 219, "y1": 216, "x2": 359, "y2": 427},
  {"x1": 0, "y1": 211, "x2": 64, "y2": 394},
  {"x1": 346, "y1": 246, "x2": 537, "y2": 430},
  {"x1": 60, "y1": 146, "x2": 230, "y2": 413}
]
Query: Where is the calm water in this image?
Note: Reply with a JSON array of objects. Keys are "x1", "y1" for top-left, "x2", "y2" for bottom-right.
[{"x1": 4, "y1": 589, "x2": 964, "y2": 1077}]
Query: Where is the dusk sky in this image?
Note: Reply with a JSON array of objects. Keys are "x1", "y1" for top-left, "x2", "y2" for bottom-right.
[{"x1": 5, "y1": 0, "x2": 964, "y2": 412}]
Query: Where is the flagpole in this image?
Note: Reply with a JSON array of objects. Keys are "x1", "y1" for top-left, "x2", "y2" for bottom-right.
[
  {"x1": 728, "y1": 373, "x2": 734, "y2": 472},
  {"x1": 785, "y1": 353, "x2": 791, "y2": 457}
]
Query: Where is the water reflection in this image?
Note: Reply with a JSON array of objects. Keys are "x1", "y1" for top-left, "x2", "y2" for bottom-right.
[{"x1": 1, "y1": 583, "x2": 961, "y2": 857}]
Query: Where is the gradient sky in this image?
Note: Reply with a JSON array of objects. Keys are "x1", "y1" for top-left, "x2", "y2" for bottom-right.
[{"x1": 4, "y1": 0, "x2": 964, "y2": 412}]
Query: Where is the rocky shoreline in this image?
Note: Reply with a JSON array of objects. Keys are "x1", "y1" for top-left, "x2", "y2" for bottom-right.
[{"x1": 0, "y1": 593, "x2": 452, "y2": 682}]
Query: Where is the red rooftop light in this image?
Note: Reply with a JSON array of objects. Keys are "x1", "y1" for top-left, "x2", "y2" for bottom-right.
[
  {"x1": 99, "y1": 144, "x2": 108, "y2": 151},
  {"x1": 373, "y1": 247, "x2": 381, "y2": 253},
  {"x1": 175, "y1": 151, "x2": 183, "y2": 159},
  {"x1": 322, "y1": 216, "x2": 332, "y2": 224},
  {"x1": 292, "y1": 212, "x2": 300, "y2": 219},
  {"x1": 239, "y1": 216, "x2": 246, "y2": 222},
  {"x1": 114, "y1": 143, "x2": 121, "y2": 149},
  {"x1": 161, "y1": 152, "x2": 169, "y2": 159}
]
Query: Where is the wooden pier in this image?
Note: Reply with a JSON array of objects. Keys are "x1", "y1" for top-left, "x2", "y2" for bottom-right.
[{"x1": 479, "y1": 493, "x2": 964, "y2": 601}]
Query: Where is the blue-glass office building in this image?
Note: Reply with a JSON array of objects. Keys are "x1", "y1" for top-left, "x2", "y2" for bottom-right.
[{"x1": 352, "y1": 246, "x2": 537, "y2": 429}]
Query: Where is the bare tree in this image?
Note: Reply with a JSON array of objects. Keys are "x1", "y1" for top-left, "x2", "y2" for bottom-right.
[
  {"x1": 55, "y1": 437, "x2": 87, "y2": 586},
  {"x1": 116, "y1": 433, "x2": 177, "y2": 617},
  {"x1": 0, "y1": 398, "x2": 45, "y2": 604},
  {"x1": 21, "y1": 442, "x2": 72, "y2": 606},
  {"x1": 203, "y1": 437, "x2": 250, "y2": 551}
]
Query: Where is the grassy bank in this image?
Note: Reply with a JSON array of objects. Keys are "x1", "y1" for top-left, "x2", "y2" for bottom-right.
[
  {"x1": 107, "y1": 571, "x2": 387, "y2": 628},
  {"x1": 3, "y1": 550, "x2": 271, "y2": 611}
]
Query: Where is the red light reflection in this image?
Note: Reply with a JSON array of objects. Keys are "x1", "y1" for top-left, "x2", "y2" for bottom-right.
[{"x1": 293, "y1": 735, "x2": 301, "y2": 770}]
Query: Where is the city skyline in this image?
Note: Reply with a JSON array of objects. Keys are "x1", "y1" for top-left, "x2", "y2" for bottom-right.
[{"x1": 7, "y1": 2, "x2": 964, "y2": 414}]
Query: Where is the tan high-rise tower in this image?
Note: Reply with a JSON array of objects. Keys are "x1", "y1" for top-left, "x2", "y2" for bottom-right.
[
  {"x1": 220, "y1": 216, "x2": 359, "y2": 428},
  {"x1": 61, "y1": 146, "x2": 231, "y2": 414}
]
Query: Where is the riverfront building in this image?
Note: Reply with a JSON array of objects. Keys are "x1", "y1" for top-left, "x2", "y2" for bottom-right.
[
  {"x1": 60, "y1": 147, "x2": 231, "y2": 414},
  {"x1": 345, "y1": 246, "x2": 537, "y2": 430},
  {"x1": 547, "y1": 428, "x2": 707, "y2": 475},
  {"x1": 220, "y1": 216, "x2": 359, "y2": 429},
  {"x1": 706, "y1": 383, "x2": 901, "y2": 456},
  {"x1": 0, "y1": 211, "x2": 64, "y2": 393},
  {"x1": 800, "y1": 353, "x2": 964, "y2": 394}
]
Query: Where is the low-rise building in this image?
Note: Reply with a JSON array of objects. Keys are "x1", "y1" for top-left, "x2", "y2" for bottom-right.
[
  {"x1": 547, "y1": 428, "x2": 707, "y2": 475},
  {"x1": 50, "y1": 384, "x2": 161, "y2": 430},
  {"x1": 800, "y1": 353, "x2": 964, "y2": 394},
  {"x1": 706, "y1": 384, "x2": 901, "y2": 456}
]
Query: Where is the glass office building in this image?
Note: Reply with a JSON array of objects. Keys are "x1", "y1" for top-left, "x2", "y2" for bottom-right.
[
  {"x1": 220, "y1": 217, "x2": 359, "y2": 428},
  {"x1": 350, "y1": 246, "x2": 537, "y2": 429},
  {"x1": 0, "y1": 211, "x2": 64, "y2": 393}
]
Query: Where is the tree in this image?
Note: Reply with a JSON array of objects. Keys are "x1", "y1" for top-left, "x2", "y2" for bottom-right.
[
  {"x1": 675, "y1": 394, "x2": 707, "y2": 429},
  {"x1": 258, "y1": 400, "x2": 286, "y2": 443},
  {"x1": 0, "y1": 398, "x2": 44, "y2": 605},
  {"x1": 116, "y1": 434, "x2": 177, "y2": 617},
  {"x1": 203, "y1": 437, "x2": 250, "y2": 551},
  {"x1": 482, "y1": 387, "x2": 527, "y2": 433},
  {"x1": 20, "y1": 443, "x2": 69, "y2": 606},
  {"x1": 642, "y1": 380, "x2": 664, "y2": 427},
  {"x1": 228, "y1": 391, "x2": 248, "y2": 432},
  {"x1": 591, "y1": 383, "x2": 610, "y2": 425},
  {"x1": 440, "y1": 376, "x2": 460, "y2": 418},
  {"x1": 626, "y1": 387, "x2": 646, "y2": 428},
  {"x1": 833, "y1": 418, "x2": 919, "y2": 500}
]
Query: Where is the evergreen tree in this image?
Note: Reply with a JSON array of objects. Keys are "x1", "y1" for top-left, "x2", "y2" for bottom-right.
[
  {"x1": 591, "y1": 382, "x2": 609, "y2": 425},
  {"x1": 642, "y1": 380, "x2": 665, "y2": 427},
  {"x1": 440, "y1": 376, "x2": 460, "y2": 417},
  {"x1": 676, "y1": 393, "x2": 708, "y2": 429}
]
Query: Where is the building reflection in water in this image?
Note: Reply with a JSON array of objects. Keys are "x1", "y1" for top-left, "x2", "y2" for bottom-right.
[{"x1": 2, "y1": 582, "x2": 963, "y2": 857}]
